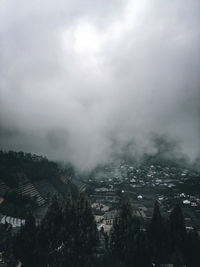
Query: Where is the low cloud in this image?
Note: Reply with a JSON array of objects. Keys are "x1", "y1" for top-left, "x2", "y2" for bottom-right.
[{"x1": 0, "y1": 0, "x2": 200, "y2": 170}]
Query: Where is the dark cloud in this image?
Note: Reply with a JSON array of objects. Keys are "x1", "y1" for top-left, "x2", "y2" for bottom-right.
[{"x1": 0, "y1": 0, "x2": 200, "y2": 170}]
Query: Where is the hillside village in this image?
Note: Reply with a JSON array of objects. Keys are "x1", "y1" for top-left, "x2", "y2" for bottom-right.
[
  {"x1": 0, "y1": 151, "x2": 200, "y2": 266},
  {"x1": 0, "y1": 152, "x2": 200, "y2": 235},
  {"x1": 84, "y1": 160, "x2": 200, "y2": 234}
]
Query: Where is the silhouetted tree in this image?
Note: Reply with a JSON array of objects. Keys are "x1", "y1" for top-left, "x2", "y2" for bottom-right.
[
  {"x1": 110, "y1": 198, "x2": 150, "y2": 267},
  {"x1": 37, "y1": 196, "x2": 63, "y2": 266},
  {"x1": 13, "y1": 213, "x2": 37, "y2": 266},
  {"x1": 169, "y1": 204, "x2": 187, "y2": 266},
  {"x1": 59, "y1": 194, "x2": 77, "y2": 266},
  {"x1": 185, "y1": 229, "x2": 200, "y2": 267},
  {"x1": 74, "y1": 193, "x2": 99, "y2": 267},
  {"x1": 58, "y1": 193, "x2": 99, "y2": 267},
  {"x1": 134, "y1": 230, "x2": 151, "y2": 267},
  {"x1": 147, "y1": 201, "x2": 169, "y2": 265}
]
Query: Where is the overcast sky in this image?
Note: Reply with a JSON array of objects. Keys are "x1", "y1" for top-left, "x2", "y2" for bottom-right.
[{"x1": 0, "y1": 0, "x2": 200, "y2": 170}]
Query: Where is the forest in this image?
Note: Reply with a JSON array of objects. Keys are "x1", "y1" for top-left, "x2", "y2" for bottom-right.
[{"x1": 0, "y1": 194, "x2": 200, "y2": 267}]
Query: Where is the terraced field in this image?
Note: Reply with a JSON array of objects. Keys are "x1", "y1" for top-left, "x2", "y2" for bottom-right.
[{"x1": 15, "y1": 182, "x2": 45, "y2": 206}]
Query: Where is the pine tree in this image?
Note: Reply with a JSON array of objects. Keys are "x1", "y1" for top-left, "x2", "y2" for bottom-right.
[
  {"x1": 169, "y1": 204, "x2": 187, "y2": 266},
  {"x1": 185, "y1": 229, "x2": 200, "y2": 267},
  {"x1": 0, "y1": 223, "x2": 17, "y2": 266},
  {"x1": 147, "y1": 201, "x2": 167, "y2": 265},
  {"x1": 134, "y1": 230, "x2": 151, "y2": 267},
  {"x1": 59, "y1": 193, "x2": 77, "y2": 266},
  {"x1": 13, "y1": 213, "x2": 37, "y2": 267},
  {"x1": 110, "y1": 198, "x2": 148, "y2": 267},
  {"x1": 75, "y1": 193, "x2": 99, "y2": 266},
  {"x1": 60, "y1": 193, "x2": 99, "y2": 267},
  {"x1": 37, "y1": 195, "x2": 63, "y2": 266}
]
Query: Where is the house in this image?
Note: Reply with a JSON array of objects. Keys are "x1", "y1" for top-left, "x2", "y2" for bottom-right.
[
  {"x1": 183, "y1": 200, "x2": 190, "y2": 205},
  {"x1": 97, "y1": 222, "x2": 105, "y2": 231},
  {"x1": 103, "y1": 210, "x2": 118, "y2": 225},
  {"x1": 191, "y1": 202, "x2": 197, "y2": 207},
  {"x1": 0, "y1": 215, "x2": 25, "y2": 228}
]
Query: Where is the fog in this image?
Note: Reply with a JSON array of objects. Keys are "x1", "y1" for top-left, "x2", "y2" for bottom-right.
[{"x1": 0, "y1": 0, "x2": 200, "y2": 170}]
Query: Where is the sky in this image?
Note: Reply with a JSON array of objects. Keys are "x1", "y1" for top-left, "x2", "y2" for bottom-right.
[{"x1": 0, "y1": 0, "x2": 200, "y2": 170}]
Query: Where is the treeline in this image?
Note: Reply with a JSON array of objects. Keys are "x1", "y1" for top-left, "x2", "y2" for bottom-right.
[
  {"x1": 15, "y1": 194, "x2": 98, "y2": 267},
  {"x1": 0, "y1": 150, "x2": 52, "y2": 187},
  {"x1": 0, "y1": 191, "x2": 37, "y2": 218},
  {"x1": 0, "y1": 150, "x2": 78, "y2": 200},
  {"x1": 0, "y1": 195, "x2": 200, "y2": 267},
  {"x1": 0, "y1": 150, "x2": 75, "y2": 188},
  {"x1": 110, "y1": 200, "x2": 200, "y2": 267}
]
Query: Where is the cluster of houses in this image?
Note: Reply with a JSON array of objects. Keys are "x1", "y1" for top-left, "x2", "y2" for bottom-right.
[
  {"x1": 90, "y1": 188, "x2": 120, "y2": 233},
  {"x1": 87, "y1": 160, "x2": 200, "y2": 233},
  {"x1": 88, "y1": 161, "x2": 199, "y2": 190}
]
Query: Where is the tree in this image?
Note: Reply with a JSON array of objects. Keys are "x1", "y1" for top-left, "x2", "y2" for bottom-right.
[
  {"x1": 134, "y1": 230, "x2": 151, "y2": 267},
  {"x1": 13, "y1": 213, "x2": 37, "y2": 267},
  {"x1": 37, "y1": 195, "x2": 63, "y2": 266},
  {"x1": 59, "y1": 194, "x2": 77, "y2": 266},
  {"x1": 0, "y1": 222, "x2": 17, "y2": 266},
  {"x1": 185, "y1": 229, "x2": 200, "y2": 267},
  {"x1": 59, "y1": 193, "x2": 99, "y2": 267},
  {"x1": 147, "y1": 201, "x2": 168, "y2": 265},
  {"x1": 110, "y1": 198, "x2": 150, "y2": 267},
  {"x1": 169, "y1": 204, "x2": 187, "y2": 266},
  {"x1": 74, "y1": 193, "x2": 99, "y2": 267}
]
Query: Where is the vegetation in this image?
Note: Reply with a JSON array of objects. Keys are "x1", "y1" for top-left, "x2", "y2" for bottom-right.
[
  {"x1": 12, "y1": 193, "x2": 99, "y2": 267},
  {"x1": 0, "y1": 195, "x2": 200, "y2": 266},
  {"x1": 0, "y1": 192, "x2": 37, "y2": 218},
  {"x1": 0, "y1": 150, "x2": 78, "y2": 217},
  {"x1": 0, "y1": 151, "x2": 199, "y2": 266},
  {"x1": 110, "y1": 198, "x2": 151, "y2": 266},
  {"x1": 0, "y1": 150, "x2": 74, "y2": 187}
]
